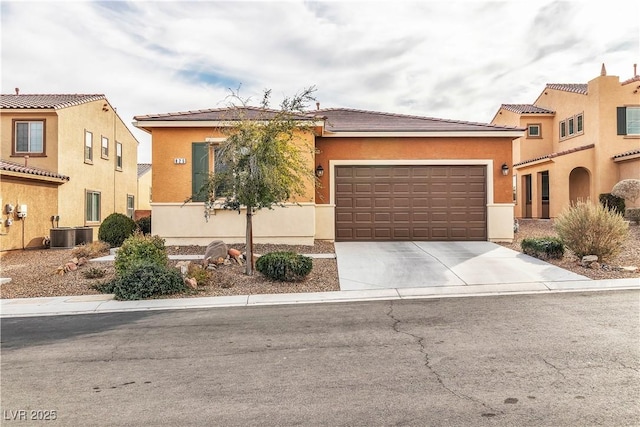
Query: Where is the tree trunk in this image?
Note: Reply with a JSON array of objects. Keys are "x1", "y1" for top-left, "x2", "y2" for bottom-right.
[{"x1": 245, "y1": 209, "x2": 254, "y2": 275}]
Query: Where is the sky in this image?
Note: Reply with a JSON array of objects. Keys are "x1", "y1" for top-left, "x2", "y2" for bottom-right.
[{"x1": 2, "y1": 0, "x2": 639, "y2": 163}]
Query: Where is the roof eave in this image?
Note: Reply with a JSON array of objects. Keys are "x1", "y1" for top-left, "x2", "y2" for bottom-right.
[
  {"x1": 320, "y1": 130, "x2": 525, "y2": 138},
  {"x1": 0, "y1": 170, "x2": 69, "y2": 184}
]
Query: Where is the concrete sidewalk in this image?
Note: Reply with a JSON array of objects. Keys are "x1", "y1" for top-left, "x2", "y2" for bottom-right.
[{"x1": 1, "y1": 278, "x2": 638, "y2": 318}]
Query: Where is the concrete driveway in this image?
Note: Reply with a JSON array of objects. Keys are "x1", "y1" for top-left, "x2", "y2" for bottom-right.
[{"x1": 335, "y1": 241, "x2": 589, "y2": 291}]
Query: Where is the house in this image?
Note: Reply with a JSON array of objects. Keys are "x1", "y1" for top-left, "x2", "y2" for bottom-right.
[
  {"x1": 134, "y1": 106, "x2": 522, "y2": 245},
  {"x1": 491, "y1": 65, "x2": 640, "y2": 220},
  {"x1": 0, "y1": 93, "x2": 139, "y2": 251},
  {"x1": 136, "y1": 163, "x2": 152, "y2": 220}
]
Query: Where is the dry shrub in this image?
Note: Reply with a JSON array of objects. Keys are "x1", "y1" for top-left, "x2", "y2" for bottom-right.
[
  {"x1": 71, "y1": 240, "x2": 110, "y2": 259},
  {"x1": 554, "y1": 201, "x2": 629, "y2": 260}
]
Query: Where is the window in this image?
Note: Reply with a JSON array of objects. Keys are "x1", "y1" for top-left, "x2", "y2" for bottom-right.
[
  {"x1": 568, "y1": 117, "x2": 574, "y2": 135},
  {"x1": 214, "y1": 147, "x2": 230, "y2": 197},
  {"x1": 116, "y1": 142, "x2": 122, "y2": 170},
  {"x1": 86, "y1": 190, "x2": 101, "y2": 222},
  {"x1": 618, "y1": 106, "x2": 640, "y2": 135},
  {"x1": 576, "y1": 114, "x2": 583, "y2": 133},
  {"x1": 527, "y1": 124, "x2": 541, "y2": 138},
  {"x1": 560, "y1": 113, "x2": 584, "y2": 140},
  {"x1": 14, "y1": 120, "x2": 45, "y2": 155},
  {"x1": 101, "y1": 136, "x2": 109, "y2": 158},
  {"x1": 127, "y1": 194, "x2": 135, "y2": 219},
  {"x1": 84, "y1": 130, "x2": 93, "y2": 162}
]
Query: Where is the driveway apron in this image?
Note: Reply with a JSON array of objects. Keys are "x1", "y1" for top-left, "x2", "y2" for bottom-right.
[{"x1": 334, "y1": 241, "x2": 589, "y2": 291}]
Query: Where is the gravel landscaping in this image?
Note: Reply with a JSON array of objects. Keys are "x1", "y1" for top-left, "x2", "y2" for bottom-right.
[{"x1": 1, "y1": 221, "x2": 638, "y2": 299}]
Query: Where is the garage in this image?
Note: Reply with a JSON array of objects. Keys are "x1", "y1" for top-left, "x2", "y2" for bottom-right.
[{"x1": 335, "y1": 165, "x2": 487, "y2": 241}]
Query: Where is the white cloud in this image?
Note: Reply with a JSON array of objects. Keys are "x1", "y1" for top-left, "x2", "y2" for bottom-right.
[{"x1": 2, "y1": 0, "x2": 638, "y2": 163}]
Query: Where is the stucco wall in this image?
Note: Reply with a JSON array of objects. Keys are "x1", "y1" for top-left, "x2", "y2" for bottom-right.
[
  {"x1": 0, "y1": 176, "x2": 61, "y2": 251},
  {"x1": 137, "y1": 169, "x2": 152, "y2": 211},
  {"x1": 56, "y1": 100, "x2": 138, "y2": 229}
]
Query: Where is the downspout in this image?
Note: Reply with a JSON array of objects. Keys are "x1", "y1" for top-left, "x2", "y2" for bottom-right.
[{"x1": 113, "y1": 107, "x2": 117, "y2": 212}]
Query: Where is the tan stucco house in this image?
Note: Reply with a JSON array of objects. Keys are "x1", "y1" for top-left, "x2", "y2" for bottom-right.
[
  {"x1": 1, "y1": 93, "x2": 139, "y2": 251},
  {"x1": 134, "y1": 106, "x2": 523, "y2": 245},
  {"x1": 491, "y1": 65, "x2": 640, "y2": 220}
]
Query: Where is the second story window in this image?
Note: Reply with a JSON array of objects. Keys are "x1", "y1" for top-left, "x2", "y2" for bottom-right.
[
  {"x1": 14, "y1": 120, "x2": 45, "y2": 155},
  {"x1": 101, "y1": 136, "x2": 109, "y2": 159},
  {"x1": 116, "y1": 142, "x2": 123, "y2": 170},
  {"x1": 527, "y1": 124, "x2": 541, "y2": 138},
  {"x1": 618, "y1": 106, "x2": 640, "y2": 136},
  {"x1": 84, "y1": 130, "x2": 93, "y2": 163},
  {"x1": 560, "y1": 113, "x2": 584, "y2": 140}
]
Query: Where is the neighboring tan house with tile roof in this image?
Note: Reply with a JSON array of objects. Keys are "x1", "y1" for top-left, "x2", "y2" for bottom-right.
[
  {"x1": 1, "y1": 93, "x2": 139, "y2": 251},
  {"x1": 136, "y1": 163, "x2": 152, "y2": 219},
  {"x1": 491, "y1": 65, "x2": 640, "y2": 220},
  {"x1": 134, "y1": 106, "x2": 523, "y2": 245}
]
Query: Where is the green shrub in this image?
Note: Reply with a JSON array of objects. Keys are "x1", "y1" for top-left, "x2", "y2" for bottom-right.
[
  {"x1": 101, "y1": 263, "x2": 186, "y2": 300},
  {"x1": 114, "y1": 233, "x2": 168, "y2": 277},
  {"x1": 98, "y1": 213, "x2": 137, "y2": 247},
  {"x1": 521, "y1": 237, "x2": 564, "y2": 260},
  {"x1": 136, "y1": 216, "x2": 152, "y2": 235},
  {"x1": 187, "y1": 263, "x2": 211, "y2": 285},
  {"x1": 599, "y1": 193, "x2": 626, "y2": 216},
  {"x1": 554, "y1": 201, "x2": 628, "y2": 260},
  {"x1": 626, "y1": 208, "x2": 640, "y2": 225},
  {"x1": 256, "y1": 251, "x2": 313, "y2": 282}
]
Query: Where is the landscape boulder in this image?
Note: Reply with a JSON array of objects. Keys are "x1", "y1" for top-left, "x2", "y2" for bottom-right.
[{"x1": 204, "y1": 240, "x2": 228, "y2": 261}]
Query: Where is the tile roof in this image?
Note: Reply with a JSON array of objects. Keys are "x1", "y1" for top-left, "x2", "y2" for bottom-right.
[
  {"x1": 134, "y1": 106, "x2": 315, "y2": 122},
  {"x1": 0, "y1": 94, "x2": 106, "y2": 109},
  {"x1": 545, "y1": 83, "x2": 588, "y2": 95},
  {"x1": 515, "y1": 144, "x2": 595, "y2": 167},
  {"x1": 0, "y1": 159, "x2": 70, "y2": 181},
  {"x1": 612, "y1": 148, "x2": 640, "y2": 159},
  {"x1": 316, "y1": 108, "x2": 521, "y2": 132},
  {"x1": 137, "y1": 163, "x2": 152, "y2": 177},
  {"x1": 500, "y1": 104, "x2": 555, "y2": 114},
  {"x1": 621, "y1": 75, "x2": 640, "y2": 85}
]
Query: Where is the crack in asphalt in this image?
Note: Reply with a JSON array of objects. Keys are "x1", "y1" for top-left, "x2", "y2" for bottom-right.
[{"x1": 385, "y1": 301, "x2": 502, "y2": 415}]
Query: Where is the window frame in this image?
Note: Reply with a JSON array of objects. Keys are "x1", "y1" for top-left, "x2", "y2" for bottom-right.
[
  {"x1": 559, "y1": 121, "x2": 567, "y2": 139},
  {"x1": 12, "y1": 119, "x2": 46, "y2": 157},
  {"x1": 526, "y1": 123, "x2": 541, "y2": 138},
  {"x1": 623, "y1": 106, "x2": 640, "y2": 135},
  {"x1": 84, "y1": 130, "x2": 93, "y2": 163},
  {"x1": 115, "y1": 142, "x2": 123, "y2": 170},
  {"x1": 101, "y1": 136, "x2": 109, "y2": 159},
  {"x1": 559, "y1": 112, "x2": 584, "y2": 140},
  {"x1": 85, "y1": 190, "x2": 101, "y2": 223}
]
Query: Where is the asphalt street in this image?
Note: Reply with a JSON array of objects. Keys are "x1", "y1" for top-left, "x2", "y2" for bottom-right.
[{"x1": 1, "y1": 291, "x2": 639, "y2": 426}]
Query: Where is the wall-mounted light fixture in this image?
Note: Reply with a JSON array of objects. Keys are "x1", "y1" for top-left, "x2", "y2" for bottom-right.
[
  {"x1": 501, "y1": 163, "x2": 510, "y2": 176},
  {"x1": 315, "y1": 165, "x2": 324, "y2": 177}
]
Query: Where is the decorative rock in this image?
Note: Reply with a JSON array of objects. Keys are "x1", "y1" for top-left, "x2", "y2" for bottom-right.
[
  {"x1": 620, "y1": 266, "x2": 638, "y2": 272},
  {"x1": 204, "y1": 240, "x2": 228, "y2": 262},
  {"x1": 77, "y1": 257, "x2": 88, "y2": 266},
  {"x1": 175, "y1": 261, "x2": 192, "y2": 276},
  {"x1": 228, "y1": 248, "x2": 241, "y2": 257},
  {"x1": 184, "y1": 277, "x2": 198, "y2": 289},
  {"x1": 582, "y1": 255, "x2": 598, "y2": 263},
  {"x1": 588, "y1": 262, "x2": 601, "y2": 270},
  {"x1": 65, "y1": 262, "x2": 78, "y2": 272}
]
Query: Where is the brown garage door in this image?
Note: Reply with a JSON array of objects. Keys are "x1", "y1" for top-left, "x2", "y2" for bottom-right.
[{"x1": 335, "y1": 165, "x2": 486, "y2": 241}]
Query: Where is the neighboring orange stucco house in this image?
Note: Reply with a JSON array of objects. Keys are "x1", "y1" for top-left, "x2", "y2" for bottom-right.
[
  {"x1": 491, "y1": 65, "x2": 640, "y2": 220},
  {"x1": 136, "y1": 163, "x2": 152, "y2": 220},
  {"x1": 134, "y1": 106, "x2": 522, "y2": 245},
  {"x1": 0, "y1": 93, "x2": 139, "y2": 251}
]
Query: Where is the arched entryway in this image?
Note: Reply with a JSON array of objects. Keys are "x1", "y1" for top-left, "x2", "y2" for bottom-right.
[{"x1": 569, "y1": 167, "x2": 591, "y2": 204}]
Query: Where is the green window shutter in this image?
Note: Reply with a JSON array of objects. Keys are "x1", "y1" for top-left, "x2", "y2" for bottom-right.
[
  {"x1": 617, "y1": 107, "x2": 627, "y2": 135},
  {"x1": 192, "y1": 143, "x2": 209, "y2": 202}
]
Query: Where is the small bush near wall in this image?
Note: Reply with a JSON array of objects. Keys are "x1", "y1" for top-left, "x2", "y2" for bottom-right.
[
  {"x1": 598, "y1": 193, "x2": 626, "y2": 216},
  {"x1": 521, "y1": 237, "x2": 565, "y2": 260},
  {"x1": 136, "y1": 216, "x2": 151, "y2": 235},
  {"x1": 555, "y1": 201, "x2": 628, "y2": 260},
  {"x1": 98, "y1": 213, "x2": 137, "y2": 247},
  {"x1": 256, "y1": 252, "x2": 313, "y2": 282}
]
